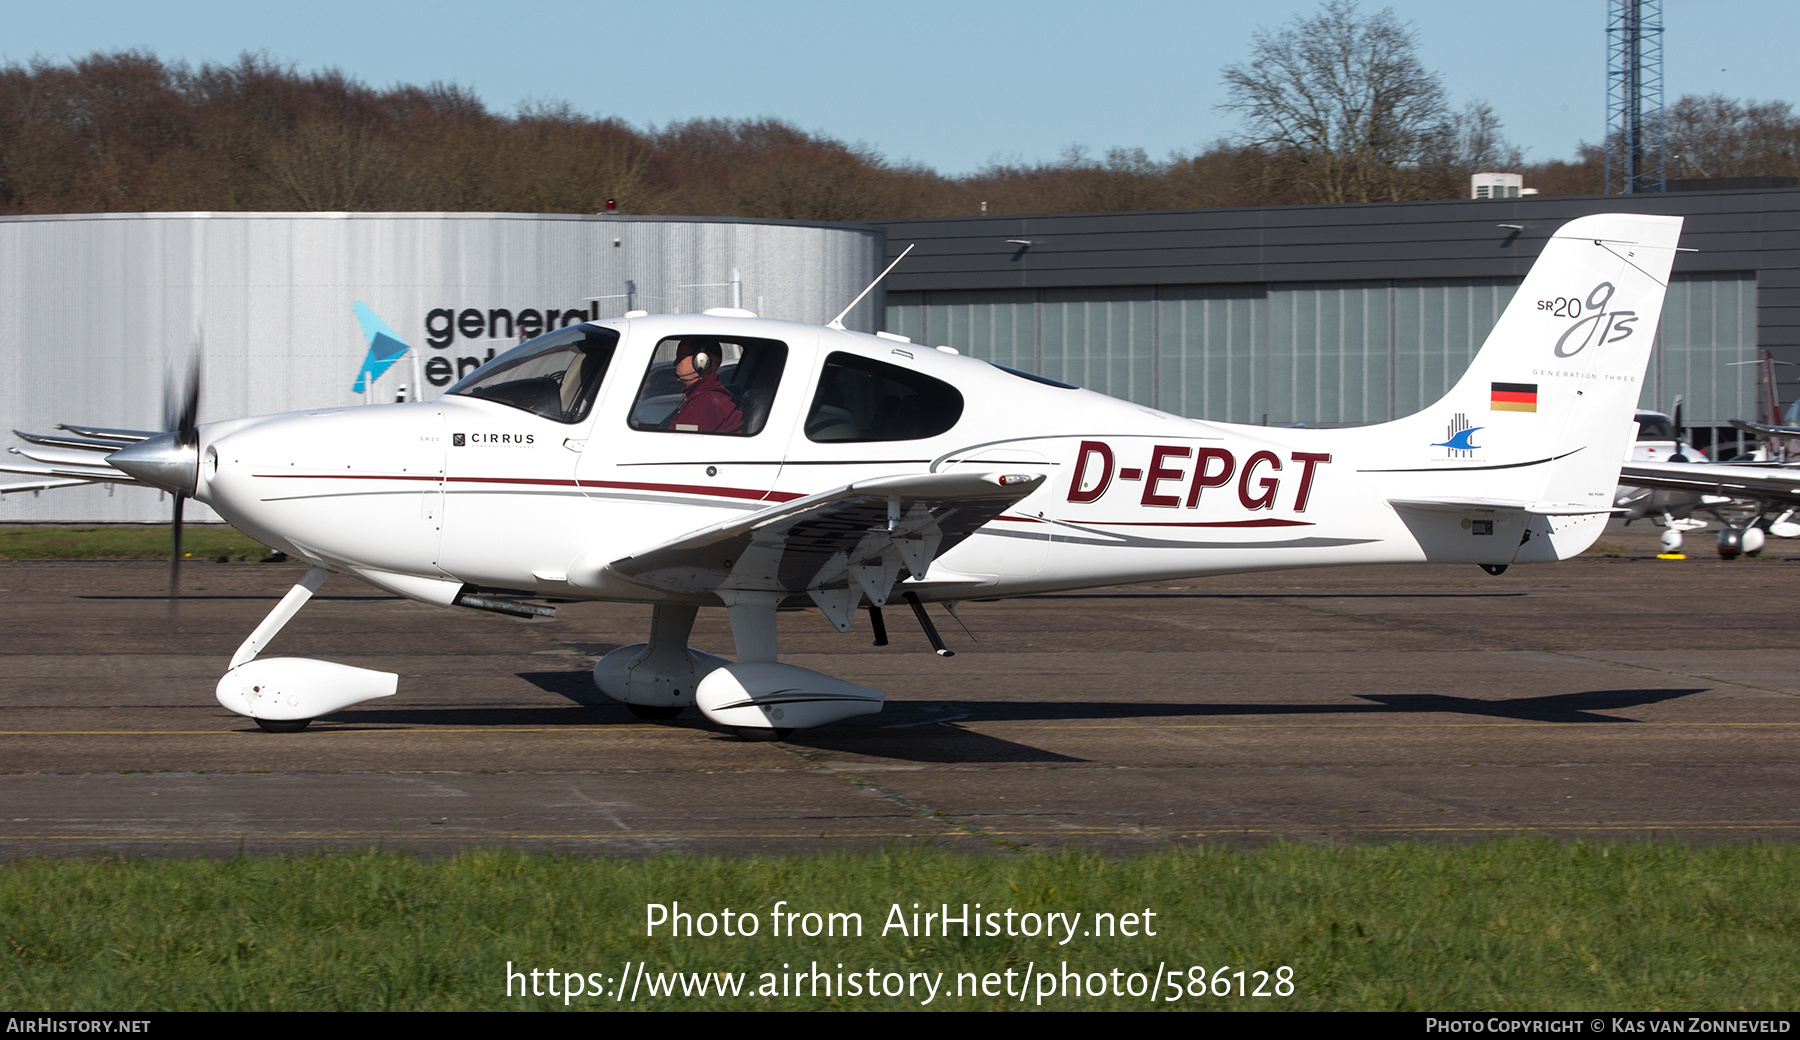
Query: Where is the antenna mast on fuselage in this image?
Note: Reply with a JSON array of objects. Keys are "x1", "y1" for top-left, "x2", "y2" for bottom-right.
[{"x1": 827, "y1": 244, "x2": 914, "y2": 331}]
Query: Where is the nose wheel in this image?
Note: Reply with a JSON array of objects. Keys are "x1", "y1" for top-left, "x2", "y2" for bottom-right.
[{"x1": 216, "y1": 566, "x2": 399, "y2": 728}]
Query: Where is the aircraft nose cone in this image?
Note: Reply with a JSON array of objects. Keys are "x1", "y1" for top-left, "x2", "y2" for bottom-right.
[{"x1": 107, "y1": 431, "x2": 198, "y2": 495}]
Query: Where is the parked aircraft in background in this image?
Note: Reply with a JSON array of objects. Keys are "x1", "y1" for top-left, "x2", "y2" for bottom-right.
[
  {"x1": 1617, "y1": 458, "x2": 1800, "y2": 558},
  {"x1": 1615, "y1": 352, "x2": 1800, "y2": 558},
  {"x1": 1, "y1": 214, "x2": 1684, "y2": 739},
  {"x1": 1613, "y1": 406, "x2": 1717, "y2": 552}
]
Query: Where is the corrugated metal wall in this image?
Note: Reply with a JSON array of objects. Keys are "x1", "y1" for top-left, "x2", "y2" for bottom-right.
[
  {"x1": 876, "y1": 189, "x2": 1800, "y2": 423},
  {"x1": 0, "y1": 212, "x2": 882, "y2": 522},
  {"x1": 887, "y1": 272, "x2": 1757, "y2": 426}
]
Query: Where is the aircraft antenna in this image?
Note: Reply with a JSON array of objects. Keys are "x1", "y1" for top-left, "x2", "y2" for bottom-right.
[{"x1": 827, "y1": 244, "x2": 914, "y2": 331}]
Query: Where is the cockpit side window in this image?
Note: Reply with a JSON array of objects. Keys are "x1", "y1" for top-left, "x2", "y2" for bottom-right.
[
  {"x1": 628, "y1": 335, "x2": 788, "y2": 436},
  {"x1": 805, "y1": 352, "x2": 964, "y2": 442},
  {"x1": 445, "y1": 325, "x2": 619, "y2": 424}
]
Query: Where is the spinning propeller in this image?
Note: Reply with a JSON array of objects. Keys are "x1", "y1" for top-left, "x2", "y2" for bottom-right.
[
  {"x1": 1669, "y1": 397, "x2": 1689, "y2": 463},
  {"x1": 163, "y1": 358, "x2": 201, "y2": 625},
  {"x1": 107, "y1": 355, "x2": 203, "y2": 626}
]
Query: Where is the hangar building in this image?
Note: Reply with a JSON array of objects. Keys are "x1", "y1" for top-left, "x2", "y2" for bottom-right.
[
  {"x1": 875, "y1": 187, "x2": 1800, "y2": 454},
  {"x1": 0, "y1": 212, "x2": 884, "y2": 522}
]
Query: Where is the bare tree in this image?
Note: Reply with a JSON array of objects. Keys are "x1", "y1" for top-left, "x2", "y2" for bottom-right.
[
  {"x1": 1448, "y1": 100, "x2": 1523, "y2": 173},
  {"x1": 1666, "y1": 94, "x2": 1800, "y2": 179},
  {"x1": 1219, "y1": 0, "x2": 1451, "y2": 203}
]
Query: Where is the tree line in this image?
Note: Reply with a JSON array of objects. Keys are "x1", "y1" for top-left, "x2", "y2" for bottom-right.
[{"x1": 0, "y1": 47, "x2": 1791, "y2": 222}]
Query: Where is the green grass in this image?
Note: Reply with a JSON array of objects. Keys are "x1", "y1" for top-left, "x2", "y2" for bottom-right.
[
  {"x1": 3, "y1": 841, "x2": 1796, "y2": 1011},
  {"x1": 0, "y1": 524, "x2": 278, "y2": 561}
]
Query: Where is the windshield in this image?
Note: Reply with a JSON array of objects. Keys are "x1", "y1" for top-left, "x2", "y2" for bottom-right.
[
  {"x1": 446, "y1": 325, "x2": 620, "y2": 424},
  {"x1": 1636, "y1": 413, "x2": 1675, "y2": 441}
]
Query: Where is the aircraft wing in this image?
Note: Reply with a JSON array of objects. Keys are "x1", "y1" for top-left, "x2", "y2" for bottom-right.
[
  {"x1": 0, "y1": 472, "x2": 109, "y2": 494},
  {"x1": 1617, "y1": 461, "x2": 1800, "y2": 504},
  {"x1": 0, "y1": 457, "x2": 146, "y2": 489},
  {"x1": 606, "y1": 470, "x2": 1045, "y2": 625},
  {"x1": 1731, "y1": 419, "x2": 1800, "y2": 439},
  {"x1": 5, "y1": 427, "x2": 152, "y2": 490}
]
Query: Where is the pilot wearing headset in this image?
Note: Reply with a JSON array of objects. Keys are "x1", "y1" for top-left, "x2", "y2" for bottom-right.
[{"x1": 669, "y1": 340, "x2": 743, "y2": 434}]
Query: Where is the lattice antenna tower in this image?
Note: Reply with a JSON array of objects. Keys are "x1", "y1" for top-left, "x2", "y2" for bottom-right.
[{"x1": 1606, "y1": 0, "x2": 1667, "y2": 194}]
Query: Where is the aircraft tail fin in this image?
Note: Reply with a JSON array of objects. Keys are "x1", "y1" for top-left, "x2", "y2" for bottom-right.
[{"x1": 1379, "y1": 213, "x2": 1684, "y2": 562}]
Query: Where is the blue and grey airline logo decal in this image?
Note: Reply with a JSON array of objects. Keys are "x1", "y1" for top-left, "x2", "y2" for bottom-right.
[
  {"x1": 1431, "y1": 413, "x2": 1482, "y2": 458},
  {"x1": 1539, "y1": 281, "x2": 1637, "y2": 358}
]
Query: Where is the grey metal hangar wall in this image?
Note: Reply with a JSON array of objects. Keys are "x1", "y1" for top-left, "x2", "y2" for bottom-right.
[
  {"x1": 0, "y1": 211, "x2": 884, "y2": 523},
  {"x1": 875, "y1": 189, "x2": 1800, "y2": 442}
]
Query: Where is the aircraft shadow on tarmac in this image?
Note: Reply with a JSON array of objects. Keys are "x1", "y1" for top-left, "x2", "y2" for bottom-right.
[
  {"x1": 1012, "y1": 591, "x2": 1530, "y2": 600},
  {"x1": 309, "y1": 674, "x2": 1708, "y2": 765},
  {"x1": 82, "y1": 593, "x2": 395, "y2": 601}
]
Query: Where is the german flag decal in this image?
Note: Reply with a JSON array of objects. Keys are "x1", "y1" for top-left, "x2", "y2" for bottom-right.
[{"x1": 1491, "y1": 382, "x2": 1538, "y2": 412}]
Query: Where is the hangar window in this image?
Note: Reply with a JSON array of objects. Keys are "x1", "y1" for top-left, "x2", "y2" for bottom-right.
[
  {"x1": 805, "y1": 352, "x2": 964, "y2": 442},
  {"x1": 628, "y1": 335, "x2": 788, "y2": 436},
  {"x1": 446, "y1": 325, "x2": 619, "y2": 424}
]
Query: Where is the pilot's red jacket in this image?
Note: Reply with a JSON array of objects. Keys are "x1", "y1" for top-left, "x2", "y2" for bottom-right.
[{"x1": 672, "y1": 372, "x2": 743, "y2": 434}]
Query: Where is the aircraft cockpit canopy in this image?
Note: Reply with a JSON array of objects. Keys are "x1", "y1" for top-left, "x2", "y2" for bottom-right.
[
  {"x1": 445, "y1": 325, "x2": 620, "y2": 424},
  {"x1": 805, "y1": 351, "x2": 964, "y2": 442},
  {"x1": 628, "y1": 335, "x2": 789, "y2": 436},
  {"x1": 1635, "y1": 412, "x2": 1676, "y2": 441}
]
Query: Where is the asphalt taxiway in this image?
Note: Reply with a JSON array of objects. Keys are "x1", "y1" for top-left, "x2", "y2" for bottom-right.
[{"x1": 4, "y1": 525, "x2": 1798, "y2": 857}]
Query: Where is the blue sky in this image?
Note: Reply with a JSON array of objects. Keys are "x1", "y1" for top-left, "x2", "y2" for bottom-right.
[{"x1": 2, "y1": 1, "x2": 1792, "y2": 175}]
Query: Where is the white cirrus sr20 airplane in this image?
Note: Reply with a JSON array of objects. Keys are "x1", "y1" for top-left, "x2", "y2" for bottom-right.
[{"x1": 2, "y1": 213, "x2": 1684, "y2": 740}]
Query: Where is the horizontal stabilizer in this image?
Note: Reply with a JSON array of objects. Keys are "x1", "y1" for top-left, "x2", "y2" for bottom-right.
[
  {"x1": 1389, "y1": 497, "x2": 1616, "y2": 517},
  {"x1": 609, "y1": 470, "x2": 1044, "y2": 602}
]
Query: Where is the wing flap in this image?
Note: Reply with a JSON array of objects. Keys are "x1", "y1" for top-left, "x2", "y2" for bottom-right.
[
  {"x1": 608, "y1": 470, "x2": 1045, "y2": 605},
  {"x1": 1730, "y1": 419, "x2": 1800, "y2": 439}
]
